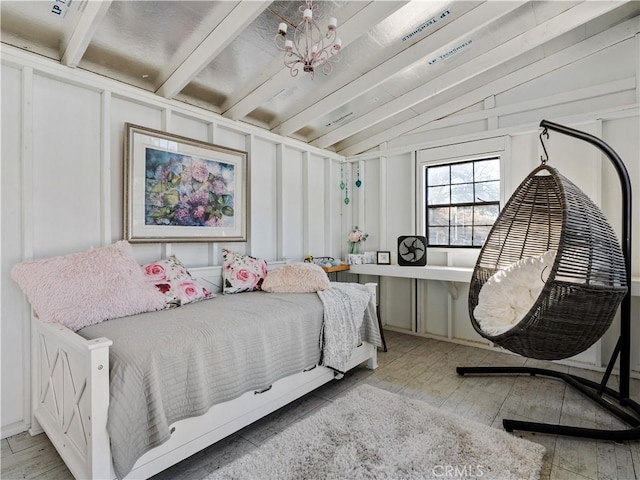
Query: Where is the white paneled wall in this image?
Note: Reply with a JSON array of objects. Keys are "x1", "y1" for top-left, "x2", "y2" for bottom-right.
[{"x1": 0, "y1": 47, "x2": 345, "y2": 435}]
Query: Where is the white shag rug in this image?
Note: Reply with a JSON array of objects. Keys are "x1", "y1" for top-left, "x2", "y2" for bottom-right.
[{"x1": 206, "y1": 384, "x2": 545, "y2": 480}]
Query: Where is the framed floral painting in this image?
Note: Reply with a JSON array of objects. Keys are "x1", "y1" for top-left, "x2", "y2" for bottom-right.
[{"x1": 124, "y1": 123, "x2": 248, "y2": 242}]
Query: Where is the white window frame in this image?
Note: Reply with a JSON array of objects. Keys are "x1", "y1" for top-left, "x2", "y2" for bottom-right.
[{"x1": 417, "y1": 137, "x2": 509, "y2": 251}]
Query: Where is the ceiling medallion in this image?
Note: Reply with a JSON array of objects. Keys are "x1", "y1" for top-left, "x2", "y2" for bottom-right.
[{"x1": 274, "y1": 0, "x2": 342, "y2": 79}]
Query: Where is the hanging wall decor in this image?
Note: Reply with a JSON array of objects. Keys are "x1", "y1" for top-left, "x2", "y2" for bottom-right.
[
  {"x1": 355, "y1": 164, "x2": 362, "y2": 188},
  {"x1": 340, "y1": 163, "x2": 350, "y2": 205},
  {"x1": 124, "y1": 123, "x2": 248, "y2": 242}
]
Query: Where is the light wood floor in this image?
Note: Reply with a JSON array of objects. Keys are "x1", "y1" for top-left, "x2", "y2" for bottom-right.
[{"x1": 2, "y1": 330, "x2": 640, "y2": 479}]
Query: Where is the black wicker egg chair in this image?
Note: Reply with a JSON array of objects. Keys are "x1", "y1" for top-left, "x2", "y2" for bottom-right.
[
  {"x1": 467, "y1": 163, "x2": 627, "y2": 361},
  {"x1": 457, "y1": 120, "x2": 639, "y2": 441}
]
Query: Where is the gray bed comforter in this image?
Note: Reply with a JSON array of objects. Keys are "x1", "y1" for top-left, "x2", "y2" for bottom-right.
[{"x1": 78, "y1": 288, "x2": 380, "y2": 478}]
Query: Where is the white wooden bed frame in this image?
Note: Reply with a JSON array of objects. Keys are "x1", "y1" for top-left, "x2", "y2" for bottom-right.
[{"x1": 28, "y1": 265, "x2": 379, "y2": 480}]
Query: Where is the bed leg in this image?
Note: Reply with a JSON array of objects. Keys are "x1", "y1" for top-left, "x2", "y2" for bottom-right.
[
  {"x1": 366, "y1": 345, "x2": 378, "y2": 370},
  {"x1": 366, "y1": 356, "x2": 378, "y2": 370}
]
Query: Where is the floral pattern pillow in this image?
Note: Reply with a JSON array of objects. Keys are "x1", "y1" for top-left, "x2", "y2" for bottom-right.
[
  {"x1": 222, "y1": 248, "x2": 267, "y2": 294},
  {"x1": 142, "y1": 255, "x2": 214, "y2": 308}
]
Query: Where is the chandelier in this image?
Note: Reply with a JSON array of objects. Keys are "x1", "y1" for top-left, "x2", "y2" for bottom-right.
[{"x1": 274, "y1": 1, "x2": 342, "y2": 79}]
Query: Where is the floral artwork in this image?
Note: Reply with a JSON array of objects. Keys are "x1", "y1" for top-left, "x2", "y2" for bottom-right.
[
  {"x1": 145, "y1": 148, "x2": 235, "y2": 228},
  {"x1": 124, "y1": 123, "x2": 247, "y2": 242}
]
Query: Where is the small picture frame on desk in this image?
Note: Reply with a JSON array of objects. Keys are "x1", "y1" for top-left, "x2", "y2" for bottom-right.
[{"x1": 376, "y1": 251, "x2": 391, "y2": 265}]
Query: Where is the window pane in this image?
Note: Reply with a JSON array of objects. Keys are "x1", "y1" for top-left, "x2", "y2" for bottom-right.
[
  {"x1": 428, "y1": 207, "x2": 449, "y2": 226},
  {"x1": 473, "y1": 226, "x2": 492, "y2": 246},
  {"x1": 427, "y1": 165, "x2": 449, "y2": 186},
  {"x1": 474, "y1": 204, "x2": 500, "y2": 225},
  {"x1": 428, "y1": 227, "x2": 449, "y2": 245},
  {"x1": 475, "y1": 180, "x2": 500, "y2": 202},
  {"x1": 424, "y1": 156, "x2": 501, "y2": 248},
  {"x1": 428, "y1": 185, "x2": 449, "y2": 205},
  {"x1": 451, "y1": 183, "x2": 473, "y2": 203},
  {"x1": 452, "y1": 206, "x2": 473, "y2": 226},
  {"x1": 451, "y1": 226, "x2": 473, "y2": 245},
  {"x1": 451, "y1": 162, "x2": 473, "y2": 184},
  {"x1": 474, "y1": 158, "x2": 500, "y2": 181}
]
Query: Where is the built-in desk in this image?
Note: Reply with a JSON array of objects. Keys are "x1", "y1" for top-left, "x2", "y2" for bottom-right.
[
  {"x1": 348, "y1": 264, "x2": 473, "y2": 299},
  {"x1": 351, "y1": 265, "x2": 640, "y2": 298},
  {"x1": 350, "y1": 265, "x2": 639, "y2": 373}
]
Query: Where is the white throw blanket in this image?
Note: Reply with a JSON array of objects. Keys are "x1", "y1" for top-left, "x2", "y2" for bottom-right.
[{"x1": 317, "y1": 283, "x2": 373, "y2": 373}]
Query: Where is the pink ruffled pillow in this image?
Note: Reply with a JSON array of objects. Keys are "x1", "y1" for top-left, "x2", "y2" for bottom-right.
[
  {"x1": 141, "y1": 255, "x2": 214, "y2": 308},
  {"x1": 222, "y1": 249, "x2": 267, "y2": 294},
  {"x1": 262, "y1": 263, "x2": 330, "y2": 293},
  {"x1": 11, "y1": 241, "x2": 166, "y2": 331}
]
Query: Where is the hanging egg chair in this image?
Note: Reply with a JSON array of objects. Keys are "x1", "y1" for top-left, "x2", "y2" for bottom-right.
[
  {"x1": 459, "y1": 119, "x2": 638, "y2": 442},
  {"x1": 468, "y1": 163, "x2": 628, "y2": 361}
]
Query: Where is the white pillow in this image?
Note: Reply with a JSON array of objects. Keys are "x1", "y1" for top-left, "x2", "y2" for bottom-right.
[
  {"x1": 261, "y1": 263, "x2": 330, "y2": 293},
  {"x1": 474, "y1": 250, "x2": 557, "y2": 336}
]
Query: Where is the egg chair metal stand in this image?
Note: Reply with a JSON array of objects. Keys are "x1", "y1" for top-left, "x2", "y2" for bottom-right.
[{"x1": 457, "y1": 120, "x2": 639, "y2": 441}]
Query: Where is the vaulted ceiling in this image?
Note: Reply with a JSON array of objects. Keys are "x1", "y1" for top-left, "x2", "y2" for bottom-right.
[{"x1": 2, "y1": 1, "x2": 638, "y2": 156}]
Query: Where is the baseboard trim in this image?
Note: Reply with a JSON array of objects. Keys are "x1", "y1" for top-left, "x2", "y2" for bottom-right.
[{"x1": 1, "y1": 420, "x2": 28, "y2": 439}]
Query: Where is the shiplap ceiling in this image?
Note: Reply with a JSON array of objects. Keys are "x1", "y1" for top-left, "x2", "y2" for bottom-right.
[{"x1": 2, "y1": 1, "x2": 638, "y2": 156}]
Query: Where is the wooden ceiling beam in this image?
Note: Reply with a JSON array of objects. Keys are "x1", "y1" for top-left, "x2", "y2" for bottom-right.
[
  {"x1": 61, "y1": 0, "x2": 112, "y2": 68},
  {"x1": 155, "y1": 1, "x2": 269, "y2": 99}
]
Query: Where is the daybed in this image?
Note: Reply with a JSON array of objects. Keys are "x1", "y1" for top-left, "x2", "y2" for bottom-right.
[{"x1": 15, "y1": 245, "x2": 381, "y2": 480}]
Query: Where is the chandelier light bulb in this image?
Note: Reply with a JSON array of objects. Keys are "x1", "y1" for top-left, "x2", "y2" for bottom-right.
[{"x1": 274, "y1": 0, "x2": 341, "y2": 79}]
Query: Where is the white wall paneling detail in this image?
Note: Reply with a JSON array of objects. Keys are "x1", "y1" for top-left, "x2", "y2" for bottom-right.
[
  {"x1": 323, "y1": 159, "x2": 334, "y2": 259},
  {"x1": 306, "y1": 154, "x2": 327, "y2": 258},
  {"x1": 356, "y1": 160, "x2": 365, "y2": 236},
  {"x1": 245, "y1": 134, "x2": 256, "y2": 254},
  {"x1": 19, "y1": 66, "x2": 35, "y2": 435},
  {"x1": 282, "y1": 149, "x2": 304, "y2": 261},
  {"x1": 275, "y1": 143, "x2": 285, "y2": 261},
  {"x1": 248, "y1": 136, "x2": 278, "y2": 261},
  {"x1": 378, "y1": 156, "x2": 388, "y2": 251},
  {"x1": 301, "y1": 152, "x2": 311, "y2": 257},
  {"x1": 1, "y1": 65, "x2": 24, "y2": 434},
  {"x1": 100, "y1": 90, "x2": 113, "y2": 246}
]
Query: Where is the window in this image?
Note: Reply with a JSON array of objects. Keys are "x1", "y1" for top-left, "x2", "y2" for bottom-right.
[{"x1": 425, "y1": 157, "x2": 500, "y2": 247}]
